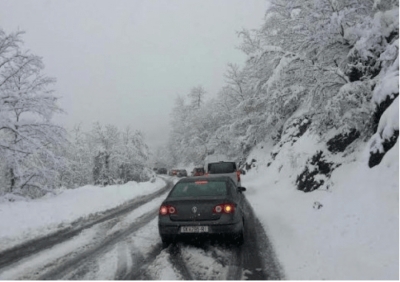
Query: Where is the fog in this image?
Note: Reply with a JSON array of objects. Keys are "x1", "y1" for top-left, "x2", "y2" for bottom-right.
[{"x1": 0, "y1": 0, "x2": 267, "y2": 150}]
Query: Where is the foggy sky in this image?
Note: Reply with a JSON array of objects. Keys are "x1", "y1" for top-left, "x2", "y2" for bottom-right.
[{"x1": 0, "y1": 0, "x2": 267, "y2": 150}]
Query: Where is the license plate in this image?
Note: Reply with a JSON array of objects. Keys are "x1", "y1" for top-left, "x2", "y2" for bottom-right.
[{"x1": 180, "y1": 226, "x2": 209, "y2": 233}]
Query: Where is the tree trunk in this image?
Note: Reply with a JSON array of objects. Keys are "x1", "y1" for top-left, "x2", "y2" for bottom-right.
[{"x1": 9, "y1": 168, "x2": 15, "y2": 192}]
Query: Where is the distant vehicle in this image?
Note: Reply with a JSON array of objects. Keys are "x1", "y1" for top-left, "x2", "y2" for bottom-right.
[
  {"x1": 177, "y1": 169, "x2": 187, "y2": 177},
  {"x1": 192, "y1": 167, "x2": 205, "y2": 176},
  {"x1": 157, "y1": 168, "x2": 167, "y2": 174},
  {"x1": 158, "y1": 175, "x2": 246, "y2": 247},
  {"x1": 169, "y1": 169, "x2": 179, "y2": 176},
  {"x1": 206, "y1": 161, "x2": 241, "y2": 186}
]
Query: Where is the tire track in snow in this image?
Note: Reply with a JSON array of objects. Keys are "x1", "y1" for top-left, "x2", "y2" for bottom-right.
[
  {"x1": 114, "y1": 242, "x2": 130, "y2": 279},
  {"x1": 64, "y1": 257, "x2": 99, "y2": 280},
  {"x1": 226, "y1": 246, "x2": 243, "y2": 280},
  {"x1": 157, "y1": 241, "x2": 242, "y2": 280},
  {"x1": 167, "y1": 243, "x2": 195, "y2": 280},
  {"x1": 123, "y1": 243, "x2": 164, "y2": 280},
  {"x1": 241, "y1": 198, "x2": 284, "y2": 280},
  {"x1": 0, "y1": 178, "x2": 173, "y2": 270},
  {"x1": 39, "y1": 208, "x2": 159, "y2": 280}
]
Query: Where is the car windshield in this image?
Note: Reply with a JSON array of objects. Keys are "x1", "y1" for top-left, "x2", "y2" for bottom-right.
[
  {"x1": 169, "y1": 181, "x2": 227, "y2": 198},
  {"x1": 209, "y1": 162, "x2": 235, "y2": 173}
]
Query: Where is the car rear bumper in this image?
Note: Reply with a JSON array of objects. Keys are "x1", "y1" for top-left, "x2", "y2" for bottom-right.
[{"x1": 158, "y1": 220, "x2": 242, "y2": 236}]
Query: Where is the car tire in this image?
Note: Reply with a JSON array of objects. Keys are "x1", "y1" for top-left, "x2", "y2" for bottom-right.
[
  {"x1": 161, "y1": 235, "x2": 174, "y2": 248},
  {"x1": 232, "y1": 219, "x2": 245, "y2": 246},
  {"x1": 235, "y1": 229, "x2": 244, "y2": 246}
]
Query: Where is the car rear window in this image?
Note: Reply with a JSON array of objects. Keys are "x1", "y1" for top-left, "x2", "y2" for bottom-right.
[
  {"x1": 208, "y1": 162, "x2": 235, "y2": 173},
  {"x1": 169, "y1": 181, "x2": 227, "y2": 198}
]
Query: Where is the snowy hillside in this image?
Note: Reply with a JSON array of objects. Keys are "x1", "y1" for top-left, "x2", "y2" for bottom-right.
[
  {"x1": 238, "y1": 40, "x2": 399, "y2": 278},
  {"x1": 242, "y1": 131, "x2": 398, "y2": 279}
]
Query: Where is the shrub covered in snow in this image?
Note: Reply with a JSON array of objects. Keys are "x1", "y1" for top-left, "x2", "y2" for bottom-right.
[
  {"x1": 327, "y1": 129, "x2": 360, "y2": 153},
  {"x1": 296, "y1": 151, "x2": 338, "y2": 192}
]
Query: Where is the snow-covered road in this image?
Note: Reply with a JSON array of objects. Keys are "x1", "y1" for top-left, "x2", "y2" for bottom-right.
[
  {"x1": 0, "y1": 180, "x2": 172, "y2": 280},
  {"x1": 0, "y1": 177, "x2": 283, "y2": 280}
]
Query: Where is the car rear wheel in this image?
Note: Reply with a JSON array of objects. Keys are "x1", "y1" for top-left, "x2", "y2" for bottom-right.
[
  {"x1": 161, "y1": 235, "x2": 174, "y2": 248},
  {"x1": 232, "y1": 219, "x2": 245, "y2": 245},
  {"x1": 234, "y1": 230, "x2": 244, "y2": 245}
]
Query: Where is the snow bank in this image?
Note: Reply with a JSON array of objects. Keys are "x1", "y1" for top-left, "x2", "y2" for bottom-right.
[
  {"x1": 0, "y1": 178, "x2": 166, "y2": 252},
  {"x1": 243, "y1": 134, "x2": 398, "y2": 279}
]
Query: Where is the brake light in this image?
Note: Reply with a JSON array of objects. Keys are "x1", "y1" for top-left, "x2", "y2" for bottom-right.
[
  {"x1": 213, "y1": 203, "x2": 236, "y2": 214},
  {"x1": 159, "y1": 205, "x2": 177, "y2": 215},
  {"x1": 195, "y1": 180, "x2": 208, "y2": 185}
]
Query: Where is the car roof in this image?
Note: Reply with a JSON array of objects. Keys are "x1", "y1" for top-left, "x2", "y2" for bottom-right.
[
  {"x1": 177, "y1": 175, "x2": 232, "y2": 183},
  {"x1": 207, "y1": 161, "x2": 236, "y2": 167}
]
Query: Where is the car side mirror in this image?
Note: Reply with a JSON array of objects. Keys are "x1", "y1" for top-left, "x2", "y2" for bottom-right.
[{"x1": 237, "y1": 187, "x2": 246, "y2": 192}]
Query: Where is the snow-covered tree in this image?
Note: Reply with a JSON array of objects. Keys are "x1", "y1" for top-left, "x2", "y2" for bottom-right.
[
  {"x1": 223, "y1": 63, "x2": 248, "y2": 103},
  {"x1": 236, "y1": 0, "x2": 394, "y2": 135},
  {"x1": 86, "y1": 122, "x2": 150, "y2": 185},
  {"x1": 0, "y1": 29, "x2": 67, "y2": 194},
  {"x1": 115, "y1": 127, "x2": 150, "y2": 183},
  {"x1": 166, "y1": 0, "x2": 398, "y2": 168},
  {"x1": 188, "y1": 85, "x2": 206, "y2": 109},
  {"x1": 152, "y1": 145, "x2": 173, "y2": 169},
  {"x1": 59, "y1": 124, "x2": 95, "y2": 187}
]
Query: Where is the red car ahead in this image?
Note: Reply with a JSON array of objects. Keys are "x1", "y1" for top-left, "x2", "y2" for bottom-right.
[{"x1": 169, "y1": 169, "x2": 179, "y2": 176}]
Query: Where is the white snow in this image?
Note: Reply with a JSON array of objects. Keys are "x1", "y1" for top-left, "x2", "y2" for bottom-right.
[
  {"x1": 0, "y1": 226, "x2": 100, "y2": 279},
  {"x1": 378, "y1": 97, "x2": 399, "y2": 139},
  {"x1": 243, "y1": 135, "x2": 399, "y2": 279},
  {"x1": 0, "y1": 139, "x2": 398, "y2": 280},
  {"x1": 372, "y1": 54, "x2": 399, "y2": 105},
  {"x1": 146, "y1": 250, "x2": 183, "y2": 280},
  {"x1": 370, "y1": 96, "x2": 399, "y2": 154},
  {"x1": 0, "y1": 178, "x2": 165, "y2": 252}
]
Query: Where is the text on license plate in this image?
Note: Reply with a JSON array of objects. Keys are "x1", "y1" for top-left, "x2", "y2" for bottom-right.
[{"x1": 180, "y1": 226, "x2": 209, "y2": 233}]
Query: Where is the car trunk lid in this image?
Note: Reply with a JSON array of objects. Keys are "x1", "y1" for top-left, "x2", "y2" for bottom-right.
[{"x1": 165, "y1": 197, "x2": 226, "y2": 221}]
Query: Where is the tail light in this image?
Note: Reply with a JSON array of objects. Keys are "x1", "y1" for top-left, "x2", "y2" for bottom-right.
[
  {"x1": 159, "y1": 205, "x2": 177, "y2": 215},
  {"x1": 213, "y1": 203, "x2": 236, "y2": 214}
]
